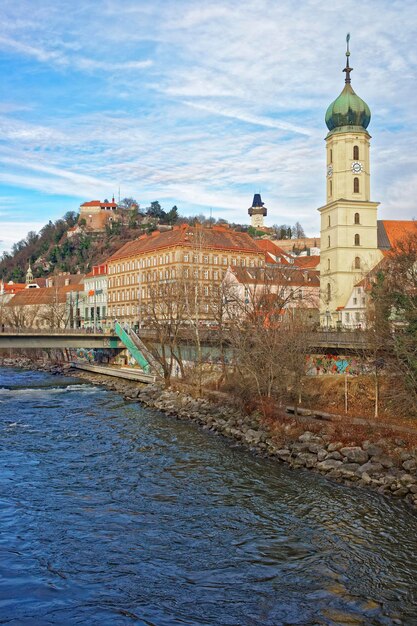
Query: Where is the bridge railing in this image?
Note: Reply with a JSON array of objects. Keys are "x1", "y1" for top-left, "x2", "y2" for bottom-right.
[
  {"x1": 0, "y1": 326, "x2": 371, "y2": 348},
  {"x1": 0, "y1": 326, "x2": 114, "y2": 335}
]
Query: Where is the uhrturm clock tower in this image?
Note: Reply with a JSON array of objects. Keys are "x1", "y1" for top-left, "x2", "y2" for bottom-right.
[{"x1": 318, "y1": 36, "x2": 381, "y2": 326}]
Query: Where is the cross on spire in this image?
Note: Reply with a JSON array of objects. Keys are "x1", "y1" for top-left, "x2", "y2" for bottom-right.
[{"x1": 343, "y1": 33, "x2": 353, "y2": 84}]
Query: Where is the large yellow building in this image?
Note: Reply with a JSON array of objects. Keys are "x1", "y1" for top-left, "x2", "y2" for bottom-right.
[
  {"x1": 318, "y1": 39, "x2": 382, "y2": 326},
  {"x1": 106, "y1": 224, "x2": 264, "y2": 327}
]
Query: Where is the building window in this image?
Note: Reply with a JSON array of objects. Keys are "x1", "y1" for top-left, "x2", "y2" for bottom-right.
[
  {"x1": 203, "y1": 255, "x2": 209, "y2": 263},
  {"x1": 330, "y1": 148, "x2": 333, "y2": 163},
  {"x1": 328, "y1": 215, "x2": 331, "y2": 227},
  {"x1": 345, "y1": 312, "x2": 350, "y2": 322},
  {"x1": 327, "y1": 258, "x2": 330, "y2": 271},
  {"x1": 223, "y1": 257, "x2": 228, "y2": 265},
  {"x1": 184, "y1": 254, "x2": 189, "y2": 262},
  {"x1": 354, "y1": 177, "x2": 359, "y2": 193},
  {"x1": 213, "y1": 256, "x2": 218, "y2": 265},
  {"x1": 328, "y1": 235, "x2": 330, "y2": 248},
  {"x1": 203, "y1": 270, "x2": 209, "y2": 279},
  {"x1": 329, "y1": 180, "x2": 332, "y2": 196},
  {"x1": 354, "y1": 256, "x2": 361, "y2": 269},
  {"x1": 354, "y1": 234, "x2": 360, "y2": 246},
  {"x1": 213, "y1": 271, "x2": 219, "y2": 280},
  {"x1": 353, "y1": 145, "x2": 359, "y2": 160},
  {"x1": 353, "y1": 297, "x2": 357, "y2": 305},
  {"x1": 327, "y1": 283, "x2": 331, "y2": 302},
  {"x1": 354, "y1": 212, "x2": 360, "y2": 224},
  {"x1": 204, "y1": 286, "x2": 209, "y2": 296}
]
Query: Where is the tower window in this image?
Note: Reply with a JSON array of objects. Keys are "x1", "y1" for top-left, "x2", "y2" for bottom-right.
[
  {"x1": 354, "y1": 256, "x2": 361, "y2": 269},
  {"x1": 327, "y1": 258, "x2": 330, "y2": 271},
  {"x1": 354, "y1": 177, "x2": 360, "y2": 193},
  {"x1": 329, "y1": 180, "x2": 332, "y2": 196},
  {"x1": 330, "y1": 149, "x2": 333, "y2": 163},
  {"x1": 354, "y1": 212, "x2": 360, "y2": 224},
  {"x1": 327, "y1": 283, "x2": 331, "y2": 303},
  {"x1": 353, "y1": 145, "x2": 359, "y2": 160},
  {"x1": 328, "y1": 235, "x2": 331, "y2": 248},
  {"x1": 354, "y1": 234, "x2": 360, "y2": 246},
  {"x1": 328, "y1": 215, "x2": 331, "y2": 227}
]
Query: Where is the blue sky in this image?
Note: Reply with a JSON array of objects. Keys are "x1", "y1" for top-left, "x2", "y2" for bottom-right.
[{"x1": 1, "y1": 0, "x2": 417, "y2": 252}]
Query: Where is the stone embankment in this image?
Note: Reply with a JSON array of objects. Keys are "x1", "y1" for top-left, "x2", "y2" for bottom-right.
[
  {"x1": 72, "y1": 370, "x2": 417, "y2": 510},
  {"x1": 2, "y1": 357, "x2": 417, "y2": 509}
]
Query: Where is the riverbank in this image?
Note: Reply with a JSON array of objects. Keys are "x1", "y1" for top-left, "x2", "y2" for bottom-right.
[{"x1": 3, "y1": 356, "x2": 417, "y2": 510}]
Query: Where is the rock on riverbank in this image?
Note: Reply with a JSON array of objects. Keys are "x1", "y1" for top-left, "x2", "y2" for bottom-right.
[
  {"x1": 69, "y1": 369, "x2": 417, "y2": 510},
  {"x1": 2, "y1": 358, "x2": 417, "y2": 509}
]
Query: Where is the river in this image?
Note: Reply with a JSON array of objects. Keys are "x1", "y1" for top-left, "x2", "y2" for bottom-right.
[{"x1": 0, "y1": 367, "x2": 416, "y2": 625}]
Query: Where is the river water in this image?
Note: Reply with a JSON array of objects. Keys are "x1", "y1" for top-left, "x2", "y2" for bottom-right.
[{"x1": 0, "y1": 367, "x2": 416, "y2": 626}]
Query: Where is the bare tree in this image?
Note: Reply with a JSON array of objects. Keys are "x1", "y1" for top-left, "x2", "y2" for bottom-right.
[
  {"x1": 365, "y1": 229, "x2": 417, "y2": 416},
  {"x1": 223, "y1": 265, "x2": 317, "y2": 415},
  {"x1": 142, "y1": 280, "x2": 188, "y2": 385},
  {"x1": 4, "y1": 303, "x2": 40, "y2": 329}
]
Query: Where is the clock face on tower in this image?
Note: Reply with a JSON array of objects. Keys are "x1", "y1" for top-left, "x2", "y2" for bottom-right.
[
  {"x1": 327, "y1": 165, "x2": 333, "y2": 177},
  {"x1": 351, "y1": 161, "x2": 363, "y2": 174}
]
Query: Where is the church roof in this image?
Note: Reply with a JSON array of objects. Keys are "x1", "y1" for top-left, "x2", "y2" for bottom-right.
[
  {"x1": 325, "y1": 37, "x2": 371, "y2": 134},
  {"x1": 377, "y1": 220, "x2": 417, "y2": 250}
]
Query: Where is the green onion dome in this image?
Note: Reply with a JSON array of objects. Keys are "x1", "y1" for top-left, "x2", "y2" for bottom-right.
[
  {"x1": 325, "y1": 82, "x2": 371, "y2": 132},
  {"x1": 325, "y1": 35, "x2": 371, "y2": 133}
]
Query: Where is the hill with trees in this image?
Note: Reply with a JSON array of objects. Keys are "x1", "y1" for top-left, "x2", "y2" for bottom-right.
[{"x1": 0, "y1": 198, "x2": 307, "y2": 282}]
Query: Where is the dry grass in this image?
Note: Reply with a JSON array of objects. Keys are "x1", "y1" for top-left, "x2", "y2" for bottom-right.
[{"x1": 299, "y1": 375, "x2": 417, "y2": 424}]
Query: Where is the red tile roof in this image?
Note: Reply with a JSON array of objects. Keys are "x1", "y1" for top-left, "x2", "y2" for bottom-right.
[
  {"x1": 255, "y1": 240, "x2": 290, "y2": 264},
  {"x1": 7, "y1": 284, "x2": 84, "y2": 306},
  {"x1": 293, "y1": 255, "x2": 320, "y2": 269},
  {"x1": 380, "y1": 220, "x2": 417, "y2": 250},
  {"x1": 229, "y1": 266, "x2": 319, "y2": 287},
  {"x1": 107, "y1": 225, "x2": 263, "y2": 262},
  {"x1": 1, "y1": 282, "x2": 26, "y2": 294},
  {"x1": 81, "y1": 200, "x2": 117, "y2": 208}
]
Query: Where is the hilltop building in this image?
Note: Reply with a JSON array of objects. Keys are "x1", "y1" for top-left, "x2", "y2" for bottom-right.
[
  {"x1": 79, "y1": 198, "x2": 119, "y2": 232},
  {"x1": 248, "y1": 194, "x2": 267, "y2": 228}
]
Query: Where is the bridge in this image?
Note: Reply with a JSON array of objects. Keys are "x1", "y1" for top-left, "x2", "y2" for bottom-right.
[
  {"x1": 0, "y1": 329, "x2": 123, "y2": 349},
  {"x1": 0, "y1": 328, "x2": 371, "y2": 352}
]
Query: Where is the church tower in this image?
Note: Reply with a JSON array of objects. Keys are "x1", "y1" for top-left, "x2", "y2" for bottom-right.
[
  {"x1": 25, "y1": 262, "x2": 34, "y2": 285},
  {"x1": 248, "y1": 193, "x2": 267, "y2": 228},
  {"x1": 318, "y1": 35, "x2": 381, "y2": 326}
]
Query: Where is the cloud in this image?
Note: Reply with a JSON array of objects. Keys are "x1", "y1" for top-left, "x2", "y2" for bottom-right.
[
  {"x1": 0, "y1": 0, "x2": 417, "y2": 249},
  {"x1": 0, "y1": 221, "x2": 45, "y2": 254}
]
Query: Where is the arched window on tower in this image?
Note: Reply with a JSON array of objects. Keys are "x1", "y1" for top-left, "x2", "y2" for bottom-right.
[
  {"x1": 328, "y1": 235, "x2": 331, "y2": 248},
  {"x1": 328, "y1": 215, "x2": 331, "y2": 228},
  {"x1": 327, "y1": 283, "x2": 331, "y2": 303},
  {"x1": 354, "y1": 177, "x2": 360, "y2": 193},
  {"x1": 329, "y1": 180, "x2": 332, "y2": 196},
  {"x1": 354, "y1": 256, "x2": 361, "y2": 269},
  {"x1": 354, "y1": 212, "x2": 360, "y2": 224},
  {"x1": 330, "y1": 149, "x2": 333, "y2": 163},
  {"x1": 354, "y1": 234, "x2": 360, "y2": 246},
  {"x1": 327, "y1": 258, "x2": 330, "y2": 271},
  {"x1": 353, "y1": 145, "x2": 359, "y2": 160}
]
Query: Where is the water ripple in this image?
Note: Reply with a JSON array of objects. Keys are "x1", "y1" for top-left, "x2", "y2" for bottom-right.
[{"x1": 0, "y1": 367, "x2": 416, "y2": 625}]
